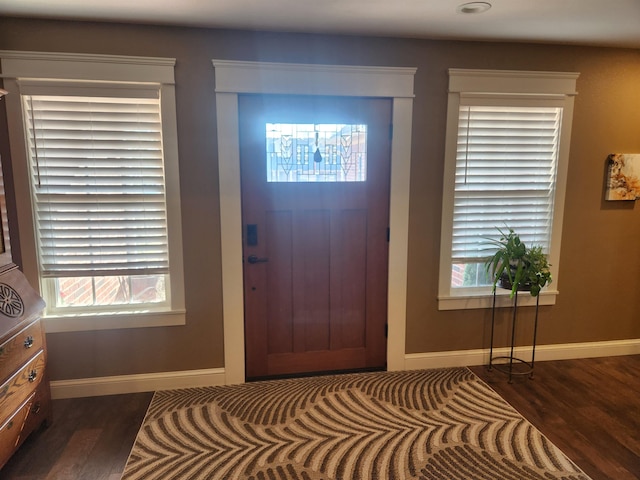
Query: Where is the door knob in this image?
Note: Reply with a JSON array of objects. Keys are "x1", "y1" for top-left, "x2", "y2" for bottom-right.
[{"x1": 247, "y1": 255, "x2": 268, "y2": 264}]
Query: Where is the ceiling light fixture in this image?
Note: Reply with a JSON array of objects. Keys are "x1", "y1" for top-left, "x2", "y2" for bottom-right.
[{"x1": 457, "y1": 2, "x2": 492, "y2": 14}]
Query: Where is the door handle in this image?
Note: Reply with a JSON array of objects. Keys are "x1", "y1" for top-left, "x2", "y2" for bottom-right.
[{"x1": 247, "y1": 255, "x2": 269, "y2": 264}]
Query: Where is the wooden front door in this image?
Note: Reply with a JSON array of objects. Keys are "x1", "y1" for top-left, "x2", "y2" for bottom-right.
[{"x1": 240, "y1": 94, "x2": 392, "y2": 380}]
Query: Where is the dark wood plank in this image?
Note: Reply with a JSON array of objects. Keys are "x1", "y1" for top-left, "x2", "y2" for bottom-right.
[
  {"x1": 471, "y1": 355, "x2": 640, "y2": 480},
  {"x1": 44, "y1": 428, "x2": 101, "y2": 480},
  {"x1": 1, "y1": 392, "x2": 152, "y2": 480}
]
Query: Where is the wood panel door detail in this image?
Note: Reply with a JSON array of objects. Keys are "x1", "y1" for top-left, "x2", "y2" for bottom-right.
[{"x1": 240, "y1": 95, "x2": 392, "y2": 379}]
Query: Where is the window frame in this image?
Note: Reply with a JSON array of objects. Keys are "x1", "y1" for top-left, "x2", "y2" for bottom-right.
[
  {"x1": 438, "y1": 69, "x2": 579, "y2": 311},
  {"x1": 1, "y1": 51, "x2": 186, "y2": 332}
]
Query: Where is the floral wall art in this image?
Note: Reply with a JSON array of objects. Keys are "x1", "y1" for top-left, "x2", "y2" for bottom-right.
[{"x1": 606, "y1": 153, "x2": 640, "y2": 201}]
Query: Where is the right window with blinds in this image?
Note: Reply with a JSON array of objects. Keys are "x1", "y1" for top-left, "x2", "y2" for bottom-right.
[
  {"x1": 438, "y1": 69, "x2": 579, "y2": 310},
  {"x1": 452, "y1": 105, "x2": 561, "y2": 288}
]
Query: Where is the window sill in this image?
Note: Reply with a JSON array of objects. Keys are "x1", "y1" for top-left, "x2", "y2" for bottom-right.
[
  {"x1": 437, "y1": 289, "x2": 558, "y2": 311},
  {"x1": 42, "y1": 308, "x2": 186, "y2": 333}
]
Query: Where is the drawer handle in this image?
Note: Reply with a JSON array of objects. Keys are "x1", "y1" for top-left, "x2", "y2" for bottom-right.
[
  {"x1": 6, "y1": 420, "x2": 14, "y2": 430},
  {"x1": 24, "y1": 336, "x2": 34, "y2": 349},
  {"x1": 32, "y1": 402, "x2": 42, "y2": 415},
  {"x1": 28, "y1": 369, "x2": 38, "y2": 382}
]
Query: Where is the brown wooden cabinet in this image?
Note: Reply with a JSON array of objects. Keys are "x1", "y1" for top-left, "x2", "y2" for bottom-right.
[
  {"x1": 0, "y1": 74, "x2": 51, "y2": 471},
  {"x1": 0, "y1": 264, "x2": 50, "y2": 470}
]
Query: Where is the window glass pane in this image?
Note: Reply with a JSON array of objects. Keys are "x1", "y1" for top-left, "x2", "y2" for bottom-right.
[
  {"x1": 94, "y1": 276, "x2": 130, "y2": 306},
  {"x1": 131, "y1": 275, "x2": 166, "y2": 304},
  {"x1": 451, "y1": 262, "x2": 492, "y2": 288},
  {"x1": 56, "y1": 275, "x2": 166, "y2": 308},
  {"x1": 57, "y1": 277, "x2": 93, "y2": 306},
  {"x1": 266, "y1": 123, "x2": 367, "y2": 182}
]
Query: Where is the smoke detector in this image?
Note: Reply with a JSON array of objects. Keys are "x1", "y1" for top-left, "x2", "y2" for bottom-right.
[{"x1": 457, "y1": 2, "x2": 492, "y2": 14}]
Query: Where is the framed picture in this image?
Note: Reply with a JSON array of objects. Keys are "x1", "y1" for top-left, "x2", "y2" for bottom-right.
[{"x1": 606, "y1": 153, "x2": 640, "y2": 201}]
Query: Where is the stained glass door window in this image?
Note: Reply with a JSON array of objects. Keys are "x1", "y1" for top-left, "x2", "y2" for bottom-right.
[{"x1": 266, "y1": 124, "x2": 367, "y2": 182}]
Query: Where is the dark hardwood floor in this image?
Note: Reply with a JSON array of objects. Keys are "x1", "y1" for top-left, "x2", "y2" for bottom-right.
[
  {"x1": 1, "y1": 355, "x2": 638, "y2": 479},
  {"x1": 1, "y1": 392, "x2": 153, "y2": 480},
  {"x1": 471, "y1": 355, "x2": 640, "y2": 480}
]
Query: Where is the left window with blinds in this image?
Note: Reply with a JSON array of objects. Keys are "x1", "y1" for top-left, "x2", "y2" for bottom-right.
[{"x1": 1, "y1": 52, "x2": 185, "y2": 332}]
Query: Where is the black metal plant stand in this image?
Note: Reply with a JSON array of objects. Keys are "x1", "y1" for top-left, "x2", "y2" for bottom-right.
[{"x1": 488, "y1": 288, "x2": 540, "y2": 383}]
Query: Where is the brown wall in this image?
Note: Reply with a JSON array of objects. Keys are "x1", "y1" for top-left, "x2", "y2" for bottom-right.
[{"x1": 1, "y1": 17, "x2": 639, "y2": 381}]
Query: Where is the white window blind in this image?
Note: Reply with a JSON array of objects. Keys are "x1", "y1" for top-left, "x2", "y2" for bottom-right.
[
  {"x1": 452, "y1": 105, "x2": 562, "y2": 263},
  {"x1": 23, "y1": 94, "x2": 170, "y2": 278}
]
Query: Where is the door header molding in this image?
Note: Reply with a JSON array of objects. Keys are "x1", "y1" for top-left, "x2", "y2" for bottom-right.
[{"x1": 212, "y1": 59, "x2": 416, "y2": 98}]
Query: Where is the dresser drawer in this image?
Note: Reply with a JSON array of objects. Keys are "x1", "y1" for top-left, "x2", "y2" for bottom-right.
[
  {"x1": 0, "y1": 393, "x2": 34, "y2": 464},
  {"x1": 0, "y1": 350, "x2": 45, "y2": 427},
  {"x1": 20, "y1": 381, "x2": 51, "y2": 438},
  {"x1": 0, "y1": 320, "x2": 45, "y2": 383}
]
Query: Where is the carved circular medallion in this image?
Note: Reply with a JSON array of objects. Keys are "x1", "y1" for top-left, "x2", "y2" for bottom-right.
[{"x1": 0, "y1": 283, "x2": 24, "y2": 318}]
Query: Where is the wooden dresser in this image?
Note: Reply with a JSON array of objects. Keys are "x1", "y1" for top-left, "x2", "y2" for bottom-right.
[{"x1": 0, "y1": 264, "x2": 50, "y2": 470}]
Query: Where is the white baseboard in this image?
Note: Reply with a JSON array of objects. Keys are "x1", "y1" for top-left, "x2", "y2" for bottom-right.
[
  {"x1": 51, "y1": 338, "x2": 640, "y2": 399},
  {"x1": 404, "y1": 338, "x2": 640, "y2": 371},
  {"x1": 50, "y1": 368, "x2": 226, "y2": 399}
]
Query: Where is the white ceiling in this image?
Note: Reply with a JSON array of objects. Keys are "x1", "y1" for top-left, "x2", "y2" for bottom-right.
[{"x1": 1, "y1": 0, "x2": 639, "y2": 49}]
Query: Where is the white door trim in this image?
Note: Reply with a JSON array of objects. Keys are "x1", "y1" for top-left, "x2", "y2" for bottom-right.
[{"x1": 212, "y1": 60, "x2": 416, "y2": 384}]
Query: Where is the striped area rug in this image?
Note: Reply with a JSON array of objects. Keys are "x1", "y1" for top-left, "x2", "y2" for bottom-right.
[{"x1": 122, "y1": 368, "x2": 591, "y2": 479}]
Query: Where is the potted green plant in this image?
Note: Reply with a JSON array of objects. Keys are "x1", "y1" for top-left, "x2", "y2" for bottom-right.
[{"x1": 485, "y1": 226, "x2": 552, "y2": 298}]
